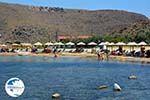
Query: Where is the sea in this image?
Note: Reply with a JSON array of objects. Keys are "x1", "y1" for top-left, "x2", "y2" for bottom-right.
[{"x1": 0, "y1": 55, "x2": 150, "y2": 100}]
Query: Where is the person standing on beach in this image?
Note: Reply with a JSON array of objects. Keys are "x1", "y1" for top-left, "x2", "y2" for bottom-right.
[
  {"x1": 105, "y1": 49, "x2": 109, "y2": 61},
  {"x1": 103, "y1": 45, "x2": 109, "y2": 60}
]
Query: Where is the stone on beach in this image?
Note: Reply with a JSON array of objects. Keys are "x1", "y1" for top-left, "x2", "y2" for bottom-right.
[
  {"x1": 128, "y1": 75, "x2": 137, "y2": 80},
  {"x1": 97, "y1": 85, "x2": 108, "y2": 90},
  {"x1": 113, "y1": 83, "x2": 122, "y2": 91},
  {"x1": 52, "y1": 93, "x2": 61, "y2": 99}
]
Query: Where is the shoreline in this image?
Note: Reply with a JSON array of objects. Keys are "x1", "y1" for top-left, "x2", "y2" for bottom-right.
[
  {"x1": 0, "y1": 52, "x2": 150, "y2": 64},
  {"x1": 61, "y1": 53, "x2": 150, "y2": 64},
  {"x1": 109, "y1": 55, "x2": 150, "y2": 64}
]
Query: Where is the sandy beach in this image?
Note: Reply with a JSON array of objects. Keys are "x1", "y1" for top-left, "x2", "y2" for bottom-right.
[{"x1": 0, "y1": 52, "x2": 149, "y2": 64}]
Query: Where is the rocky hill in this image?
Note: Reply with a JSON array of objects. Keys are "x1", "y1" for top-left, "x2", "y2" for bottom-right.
[{"x1": 0, "y1": 2, "x2": 149, "y2": 43}]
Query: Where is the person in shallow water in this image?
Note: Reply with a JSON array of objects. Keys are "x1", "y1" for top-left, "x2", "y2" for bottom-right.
[
  {"x1": 53, "y1": 47, "x2": 58, "y2": 58},
  {"x1": 96, "y1": 50, "x2": 100, "y2": 60},
  {"x1": 96, "y1": 50, "x2": 104, "y2": 60},
  {"x1": 54, "y1": 53, "x2": 57, "y2": 58}
]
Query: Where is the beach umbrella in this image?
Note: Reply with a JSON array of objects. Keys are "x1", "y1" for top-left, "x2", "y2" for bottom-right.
[
  {"x1": 77, "y1": 42, "x2": 86, "y2": 46},
  {"x1": 127, "y1": 42, "x2": 137, "y2": 51},
  {"x1": 12, "y1": 43, "x2": 20, "y2": 46},
  {"x1": 34, "y1": 42, "x2": 43, "y2": 46},
  {"x1": 88, "y1": 42, "x2": 97, "y2": 45},
  {"x1": 66, "y1": 42, "x2": 75, "y2": 46},
  {"x1": 127, "y1": 42, "x2": 137, "y2": 46},
  {"x1": 108, "y1": 42, "x2": 115, "y2": 46},
  {"x1": 99, "y1": 42, "x2": 109, "y2": 45},
  {"x1": 0, "y1": 44, "x2": 7, "y2": 47},
  {"x1": 138, "y1": 41, "x2": 147, "y2": 45},
  {"x1": 21, "y1": 43, "x2": 32, "y2": 47},
  {"x1": 116, "y1": 42, "x2": 126, "y2": 46},
  {"x1": 104, "y1": 41, "x2": 109, "y2": 45},
  {"x1": 107, "y1": 42, "x2": 115, "y2": 51},
  {"x1": 54, "y1": 42, "x2": 64, "y2": 45},
  {"x1": 11, "y1": 43, "x2": 21, "y2": 48},
  {"x1": 44, "y1": 42, "x2": 54, "y2": 46},
  {"x1": 99, "y1": 42, "x2": 105, "y2": 45}
]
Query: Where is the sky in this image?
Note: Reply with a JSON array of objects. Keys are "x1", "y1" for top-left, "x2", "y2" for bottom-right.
[{"x1": 0, "y1": 0, "x2": 150, "y2": 18}]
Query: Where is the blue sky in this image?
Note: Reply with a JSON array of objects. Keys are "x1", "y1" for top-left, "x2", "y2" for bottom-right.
[{"x1": 0, "y1": 0, "x2": 150, "y2": 17}]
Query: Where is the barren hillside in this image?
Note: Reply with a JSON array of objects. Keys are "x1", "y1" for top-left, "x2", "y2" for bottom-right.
[{"x1": 0, "y1": 2, "x2": 149, "y2": 43}]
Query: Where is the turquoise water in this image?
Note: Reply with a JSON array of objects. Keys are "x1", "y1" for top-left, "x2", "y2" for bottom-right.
[{"x1": 0, "y1": 56, "x2": 150, "y2": 100}]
